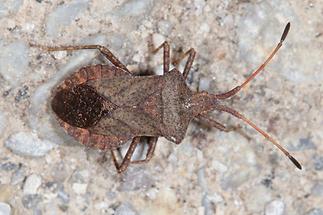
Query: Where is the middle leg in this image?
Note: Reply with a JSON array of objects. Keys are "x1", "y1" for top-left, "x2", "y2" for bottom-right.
[{"x1": 148, "y1": 37, "x2": 170, "y2": 75}]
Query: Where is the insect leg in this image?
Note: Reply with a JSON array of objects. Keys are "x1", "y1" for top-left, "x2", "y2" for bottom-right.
[
  {"x1": 172, "y1": 48, "x2": 196, "y2": 79},
  {"x1": 131, "y1": 137, "x2": 158, "y2": 164},
  {"x1": 30, "y1": 44, "x2": 129, "y2": 72},
  {"x1": 110, "y1": 137, "x2": 140, "y2": 173},
  {"x1": 148, "y1": 37, "x2": 170, "y2": 74},
  {"x1": 215, "y1": 23, "x2": 290, "y2": 99}
]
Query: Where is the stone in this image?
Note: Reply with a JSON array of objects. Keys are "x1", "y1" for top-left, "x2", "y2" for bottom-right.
[
  {"x1": 115, "y1": 202, "x2": 138, "y2": 215},
  {"x1": 23, "y1": 174, "x2": 42, "y2": 195},
  {"x1": 15, "y1": 85, "x2": 29, "y2": 102},
  {"x1": 72, "y1": 183, "x2": 88, "y2": 195},
  {"x1": 289, "y1": 138, "x2": 316, "y2": 151},
  {"x1": 46, "y1": 0, "x2": 89, "y2": 37},
  {"x1": 311, "y1": 182, "x2": 323, "y2": 197},
  {"x1": 0, "y1": 202, "x2": 11, "y2": 215},
  {"x1": 0, "y1": 162, "x2": 18, "y2": 171},
  {"x1": 10, "y1": 165, "x2": 25, "y2": 185},
  {"x1": 0, "y1": 0, "x2": 23, "y2": 17},
  {"x1": 118, "y1": 167, "x2": 154, "y2": 191},
  {"x1": 5, "y1": 132, "x2": 55, "y2": 157},
  {"x1": 0, "y1": 185, "x2": 14, "y2": 202},
  {"x1": 307, "y1": 208, "x2": 323, "y2": 215},
  {"x1": 314, "y1": 155, "x2": 323, "y2": 171},
  {"x1": 0, "y1": 112, "x2": 7, "y2": 134},
  {"x1": 265, "y1": 199, "x2": 285, "y2": 215},
  {"x1": 113, "y1": 0, "x2": 154, "y2": 17},
  {"x1": 0, "y1": 41, "x2": 29, "y2": 86},
  {"x1": 21, "y1": 194, "x2": 42, "y2": 209}
]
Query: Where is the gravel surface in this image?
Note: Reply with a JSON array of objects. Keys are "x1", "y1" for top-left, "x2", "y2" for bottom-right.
[{"x1": 0, "y1": 0, "x2": 322, "y2": 214}]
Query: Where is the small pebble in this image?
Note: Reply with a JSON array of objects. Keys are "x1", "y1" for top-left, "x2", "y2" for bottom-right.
[
  {"x1": 46, "y1": 0, "x2": 89, "y2": 37},
  {"x1": 72, "y1": 183, "x2": 88, "y2": 195},
  {"x1": 0, "y1": 202, "x2": 11, "y2": 215},
  {"x1": 157, "y1": 20, "x2": 173, "y2": 35},
  {"x1": 311, "y1": 182, "x2": 323, "y2": 196},
  {"x1": 152, "y1": 33, "x2": 165, "y2": 48},
  {"x1": 118, "y1": 168, "x2": 154, "y2": 191},
  {"x1": 289, "y1": 138, "x2": 316, "y2": 151},
  {"x1": 0, "y1": 113, "x2": 7, "y2": 134},
  {"x1": 23, "y1": 174, "x2": 42, "y2": 195},
  {"x1": 0, "y1": 185, "x2": 14, "y2": 201},
  {"x1": 307, "y1": 208, "x2": 323, "y2": 215},
  {"x1": 15, "y1": 85, "x2": 29, "y2": 102},
  {"x1": 115, "y1": 202, "x2": 138, "y2": 215},
  {"x1": 265, "y1": 199, "x2": 285, "y2": 215},
  {"x1": 0, "y1": 41, "x2": 29, "y2": 86},
  {"x1": 0, "y1": 0, "x2": 23, "y2": 17},
  {"x1": 5, "y1": 132, "x2": 55, "y2": 157},
  {"x1": 0, "y1": 162, "x2": 18, "y2": 171},
  {"x1": 21, "y1": 194, "x2": 42, "y2": 209},
  {"x1": 198, "y1": 77, "x2": 211, "y2": 91},
  {"x1": 10, "y1": 165, "x2": 25, "y2": 185},
  {"x1": 113, "y1": 0, "x2": 154, "y2": 17},
  {"x1": 57, "y1": 189, "x2": 70, "y2": 204},
  {"x1": 314, "y1": 155, "x2": 323, "y2": 171},
  {"x1": 243, "y1": 186, "x2": 272, "y2": 213}
]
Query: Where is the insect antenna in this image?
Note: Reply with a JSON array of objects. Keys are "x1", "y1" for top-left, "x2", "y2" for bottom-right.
[
  {"x1": 215, "y1": 22, "x2": 291, "y2": 100},
  {"x1": 215, "y1": 104, "x2": 302, "y2": 170}
]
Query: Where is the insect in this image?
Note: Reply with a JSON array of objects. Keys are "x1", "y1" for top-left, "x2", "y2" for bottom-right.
[{"x1": 31, "y1": 22, "x2": 301, "y2": 173}]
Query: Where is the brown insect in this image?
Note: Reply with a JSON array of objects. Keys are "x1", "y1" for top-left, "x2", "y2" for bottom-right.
[{"x1": 31, "y1": 22, "x2": 301, "y2": 173}]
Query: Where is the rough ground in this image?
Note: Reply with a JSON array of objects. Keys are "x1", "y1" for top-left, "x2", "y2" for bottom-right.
[{"x1": 0, "y1": 0, "x2": 322, "y2": 214}]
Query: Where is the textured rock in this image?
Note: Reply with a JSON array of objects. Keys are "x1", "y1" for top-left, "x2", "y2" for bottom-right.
[
  {"x1": 72, "y1": 183, "x2": 88, "y2": 195},
  {"x1": 115, "y1": 202, "x2": 138, "y2": 215},
  {"x1": 289, "y1": 138, "x2": 316, "y2": 151},
  {"x1": 0, "y1": 202, "x2": 11, "y2": 215},
  {"x1": 0, "y1": 112, "x2": 7, "y2": 134},
  {"x1": 23, "y1": 174, "x2": 42, "y2": 195},
  {"x1": 313, "y1": 155, "x2": 323, "y2": 171},
  {"x1": 0, "y1": 0, "x2": 23, "y2": 17},
  {"x1": 113, "y1": 0, "x2": 154, "y2": 17},
  {"x1": 5, "y1": 132, "x2": 55, "y2": 157},
  {"x1": 46, "y1": 0, "x2": 89, "y2": 37},
  {"x1": 311, "y1": 182, "x2": 323, "y2": 197},
  {"x1": 10, "y1": 165, "x2": 25, "y2": 185},
  {"x1": 307, "y1": 208, "x2": 323, "y2": 215},
  {"x1": 0, "y1": 162, "x2": 18, "y2": 171},
  {"x1": 265, "y1": 200, "x2": 285, "y2": 215},
  {"x1": 0, "y1": 41, "x2": 29, "y2": 86},
  {"x1": 118, "y1": 167, "x2": 154, "y2": 191},
  {"x1": 21, "y1": 194, "x2": 42, "y2": 209}
]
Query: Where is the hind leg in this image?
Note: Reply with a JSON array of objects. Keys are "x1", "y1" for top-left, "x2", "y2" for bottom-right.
[
  {"x1": 148, "y1": 37, "x2": 170, "y2": 75},
  {"x1": 131, "y1": 137, "x2": 158, "y2": 164},
  {"x1": 110, "y1": 137, "x2": 140, "y2": 173},
  {"x1": 30, "y1": 44, "x2": 130, "y2": 72}
]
